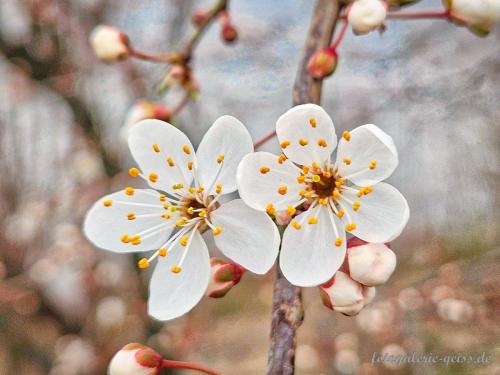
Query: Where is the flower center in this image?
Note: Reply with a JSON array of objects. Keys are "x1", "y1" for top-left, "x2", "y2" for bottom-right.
[{"x1": 309, "y1": 169, "x2": 342, "y2": 198}]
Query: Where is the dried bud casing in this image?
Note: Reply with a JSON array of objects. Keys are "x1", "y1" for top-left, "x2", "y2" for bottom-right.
[
  {"x1": 89, "y1": 25, "x2": 130, "y2": 62},
  {"x1": 319, "y1": 271, "x2": 365, "y2": 316},
  {"x1": 206, "y1": 259, "x2": 245, "y2": 298},
  {"x1": 348, "y1": 0, "x2": 387, "y2": 35},
  {"x1": 108, "y1": 343, "x2": 162, "y2": 375},
  {"x1": 307, "y1": 48, "x2": 338, "y2": 79},
  {"x1": 347, "y1": 239, "x2": 396, "y2": 286}
]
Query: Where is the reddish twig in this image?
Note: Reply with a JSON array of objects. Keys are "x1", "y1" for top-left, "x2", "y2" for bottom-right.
[
  {"x1": 330, "y1": 18, "x2": 348, "y2": 50},
  {"x1": 162, "y1": 359, "x2": 223, "y2": 375},
  {"x1": 386, "y1": 10, "x2": 451, "y2": 20},
  {"x1": 254, "y1": 129, "x2": 277, "y2": 149},
  {"x1": 128, "y1": 48, "x2": 181, "y2": 63}
]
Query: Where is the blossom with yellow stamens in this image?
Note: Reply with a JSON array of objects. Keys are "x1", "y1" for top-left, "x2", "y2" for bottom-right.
[
  {"x1": 84, "y1": 117, "x2": 279, "y2": 321},
  {"x1": 237, "y1": 103, "x2": 409, "y2": 287}
]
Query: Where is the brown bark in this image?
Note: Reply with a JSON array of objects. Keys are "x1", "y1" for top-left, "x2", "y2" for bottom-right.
[{"x1": 267, "y1": 1, "x2": 343, "y2": 374}]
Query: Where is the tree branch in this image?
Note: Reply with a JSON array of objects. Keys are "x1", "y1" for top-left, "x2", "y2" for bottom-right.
[{"x1": 266, "y1": 1, "x2": 342, "y2": 374}]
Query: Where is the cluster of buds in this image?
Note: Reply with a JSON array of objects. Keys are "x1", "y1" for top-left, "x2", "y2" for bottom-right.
[
  {"x1": 445, "y1": 0, "x2": 500, "y2": 36},
  {"x1": 108, "y1": 343, "x2": 221, "y2": 375},
  {"x1": 89, "y1": 25, "x2": 131, "y2": 62},
  {"x1": 206, "y1": 259, "x2": 246, "y2": 298},
  {"x1": 348, "y1": 0, "x2": 387, "y2": 35},
  {"x1": 319, "y1": 238, "x2": 396, "y2": 316}
]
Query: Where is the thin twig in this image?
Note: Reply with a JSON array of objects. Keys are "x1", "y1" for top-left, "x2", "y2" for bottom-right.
[
  {"x1": 386, "y1": 10, "x2": 451, "y2": 20},
  {"x1": 162, "y1": 359, "x2": 223, "y2": 375}
]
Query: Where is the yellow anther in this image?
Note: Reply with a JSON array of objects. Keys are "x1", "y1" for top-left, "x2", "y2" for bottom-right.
[
  {"x1": 125, "y1": 186, "x2": 135, "y2": 196},
  {"x1": 161, "y1": 213, "x2": 171, "y2": 220},
  {"x1": 266, "y1": 203, "x2": 276, "y2": 215},
  {"x1": 159, "y1": 194, "x2": 166, "y2": 202},
  {"x1": 291, "y1": 220, "x2": 301, "y2": 230},
  {"x1": 172, "y1": 183, "x2": 184, "y2": 190},
  {"x1": 197, "y1": 186, "x2": 204, "y2": 193},
  {"x1": 199, "y1": 209, "x2": 207, "y2": 218},
  {"x1": 312, "y1": 174, "x2": 321, "y2": 182},
  {"x1": 353, "y1": 201, "x2": 361, "y2": 211},
  {"x1": 318, "y1": 198, "x2": 328, "y2": 206},
  {"x1": 128, "y1": 167, "x2": 140, "y2": 177},
  {"x1": 216, "y1": 183, "x2": 222, "y2": 194},
  {"x1": 182, "y1": 145, "x2": 191, "y2": 154},
  {"x1": 187, "y1": 161, "x2": 193, "y2": 170},
  {"x1": 131, "y1": 237, "x2": 142, "y2": 246},
  {"x1": 171, "y1": 266, "x2": 182, "y2": 273},
  {"x1": 280, "y1": 140, "x2": 291, "y2": 149},
  {"x1": 260, "y1": 166, "x2": 271, "y2": 174},
  {"x1": 138, "y1": 258, "x2": 149, "y2": 269},
  {"x1": 369, "y1": 160, "x2": 377, "y2": 170},
  {"x1": 127, "y1": 213, "x2": 136, "y2": 220},
  {"x1": 332, "y1": 190, "x2": 341, "y2": 200},
  {"x1": 309, "y1": 118, "x2": 317, "y2": 128},
  {"x1": 187, "y1": 207, "x2": 194, "y2": 214},
  {"x1": 149, "y1": 173, "x2": 158, "y2": 183},
  {"x1": 299, "y1": 138, "x2": 309, "y2": 146},
  {"x1": 345, "y1": 223, "x2": 357, "y2": 232},
  {"x1": 120, "y1": 234, "x2": 130, "y2": 243},
  {"x1": 299, "y1": 189, "x2": 307, "y2": 196},
  {"x1": 278, "y1": 154, "x2": 287, "y2": 164},
  {"x1": 343, "y1": 158, "x2": 351, "y2": 165},
  {"x1": 336, "y1": 209, "x2": 345, "y2": 218},
  {"x1": 296, "y1": 175, "x2": 305, "y2": 183},
  {"x1": 335, "y1": 237, "x2": 343, "y2": 247},
  {"x1": 302, "y1": 166, "x2": 310, "y2": 174},
  {"x1": 312, "y1": 162, "x2": 320, "y2": 170},
  {"x1": 365, "y1": 186, "x2": 373, "y2": 194},
  {"x1": 167, "y1": 157, "x2": 175, "y2": 167},
  {"x1": 278, "y1": 186, "x2": 288, "y2": 195},
  {"x1": 189, "y1": 187, "x2": 195, "y2": 194},
  {"x1": 170, "y1": 206, "x2": 177, "y2": 212},
  {"x1": 305, "y1": 191, "x2": 314, "y2": 199},
  {"x1": 287, "y1": 205, "x2": 296, "y2": 216},
  {"x1": 342, "y1": 131, "x2": 351, "y2": 141},
  {"x1": 308, "y1": 217, "x2": 318, "y2": 225},
  {"x1": 159, "y1": 248, "x2": 167, "y2": 257},
  {"x1": 103, "y1": 200, "x2": 112, "y2": 207},
  {"x1": 317, "y1": 139, "x2": 327, "y2": 147},
  {"x1": 163, "y1": 203, "x2": 170, "y2": 209},
  {"x1": 175, "y1": 219, "x2": 186, "y2": 227},
  {"x1": 179, "y1": 236, "x2": 189, "y2": 247},
  {"x1": 217, "y1": 154, "x2": 225, "y2": 164},
  {"x1": 152, "y1": 144, "x2": 160, "y2": 153},
  {"x1": 212, "y1": 226, "x2": 222, "y2": 236},
  {"x1": 335, "y1": 178, "x2": 345, "y2": 188}
]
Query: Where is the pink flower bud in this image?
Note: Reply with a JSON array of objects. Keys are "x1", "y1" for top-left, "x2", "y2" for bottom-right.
[
  {"x1": 346, "y1": 239, "x2": 396, "y2": 286},
  {"x1": 221, "y1": 24, "x2": 238, "y2": 43},
  {"x1": 192, "y1": 9, "x2": 209, "y2": 26},
  {"x1": 108, "y1": 343, "x2": 161, "y2": 375},
  {"x1": 89, "y1": 25, "x2": 130, "y2": 62},
  {"x1": 206, "y1": 259, "x2": 245, "y2": 298},
  {"x1": 120, "y1": 101, "x2": 172, "y2": 143},
  {"x1": 307, "y1": 48, "x2": 338, "y2": 79},
  {"x1": 319, "y1": 271, "x2": 364, "y2": 316}
]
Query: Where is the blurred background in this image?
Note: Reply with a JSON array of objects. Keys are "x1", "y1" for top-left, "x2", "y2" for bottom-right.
[{"x1": 0, "y1": 0, "x2": 498, "y2": 374}]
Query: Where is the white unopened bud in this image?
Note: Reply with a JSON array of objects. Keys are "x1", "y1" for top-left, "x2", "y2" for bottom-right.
[
  {"x1": 109, "y1": 343, "x2": 162, "y2": 375},
  {"x1": 89, "y1": 25, "x2": 130, "y2": 62},
  {"x1": 448, "y1": 0, "x2": 500, "y2": 34},
  {"x1": 348, "y1": 0, "x2": 387, "y2": 35},
  {"x1": 319, "y1": 271, "x2": 364, "y2": 316},
  {"x1": 347, "y1": 241, "x2": 396, "y2": 286}
]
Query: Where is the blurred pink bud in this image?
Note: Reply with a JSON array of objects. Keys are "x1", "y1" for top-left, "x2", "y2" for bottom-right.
[
  {"x1": 192, "y1": 9, "x2": 209, "y2": 25},
  {"x1": 362, "y1": 285, "x2": 376, "y2": 306},
  {"x1": 307, "y1": 47, "x2": 338, "y2": 79},
  {"x1": 109, "y1": 343, "x2": 161, "y2": 375},
  {"x1": 206, "y1": 259, "x2": 245, "y2": 298},
  {"x1": 437, "y1": 298, "x2": 474, "y2": 323},
  {"x1": 89, "y1": 25, "x2": 130, "y2": 62},
  {"x1": 346, "y1": 239, "x2": 396, "y2": 286},
  {"x1": 221, "y1": 24, "x2": 238, "y2": 43},
  {"x1": 319, "y1": 271, "x2": 364, "y2": 316},
  {"x1": 120, "y1": 101, "x2": 172, "y2": 143}
]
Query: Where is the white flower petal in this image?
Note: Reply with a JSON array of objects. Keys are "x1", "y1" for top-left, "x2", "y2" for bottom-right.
[
  {"x1": 195, "y1": 116, "x2": 253, "y2": 196},
  {"x1": 341, "y1": 182, "x2": 409, "y2": 243},
  {"x1": 128, "y1": 119, "x2": 194, "y2": 196},
  {"x1": 279, "y1": 205, "x2": 346, "y2": 287},
  {"x1": 237, "y1": 151, "x2": 304, "y2": 211},
  {"x1": 336, "y1": 124, "x2": 398, "y2": 186},
  {"x1": 210, "y1": 199, "x2": 280, "y2": 274},
  {"x1": 276, "y1": 104, "x2": 337, "y2": 166},
  {"x1": 83, "y1": 189, "x2": 177, "y2": 253},
  {"x1": 148, "y1": 230, "x2": 210, "y2": 321}
]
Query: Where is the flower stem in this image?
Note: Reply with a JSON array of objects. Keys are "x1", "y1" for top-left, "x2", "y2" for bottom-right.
[
  {"x1": 254, "y1": 130, "x2": 277, "y2": 149},
  {"x1": 386, "y1": 10, "x2": 451, "y2": 20},
  {"x1": 161, "y1": 359, "x2": 222, "y2": 375},
  {"x1": 330, "y1": 18, "x2": 348, "y2": 51}
]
